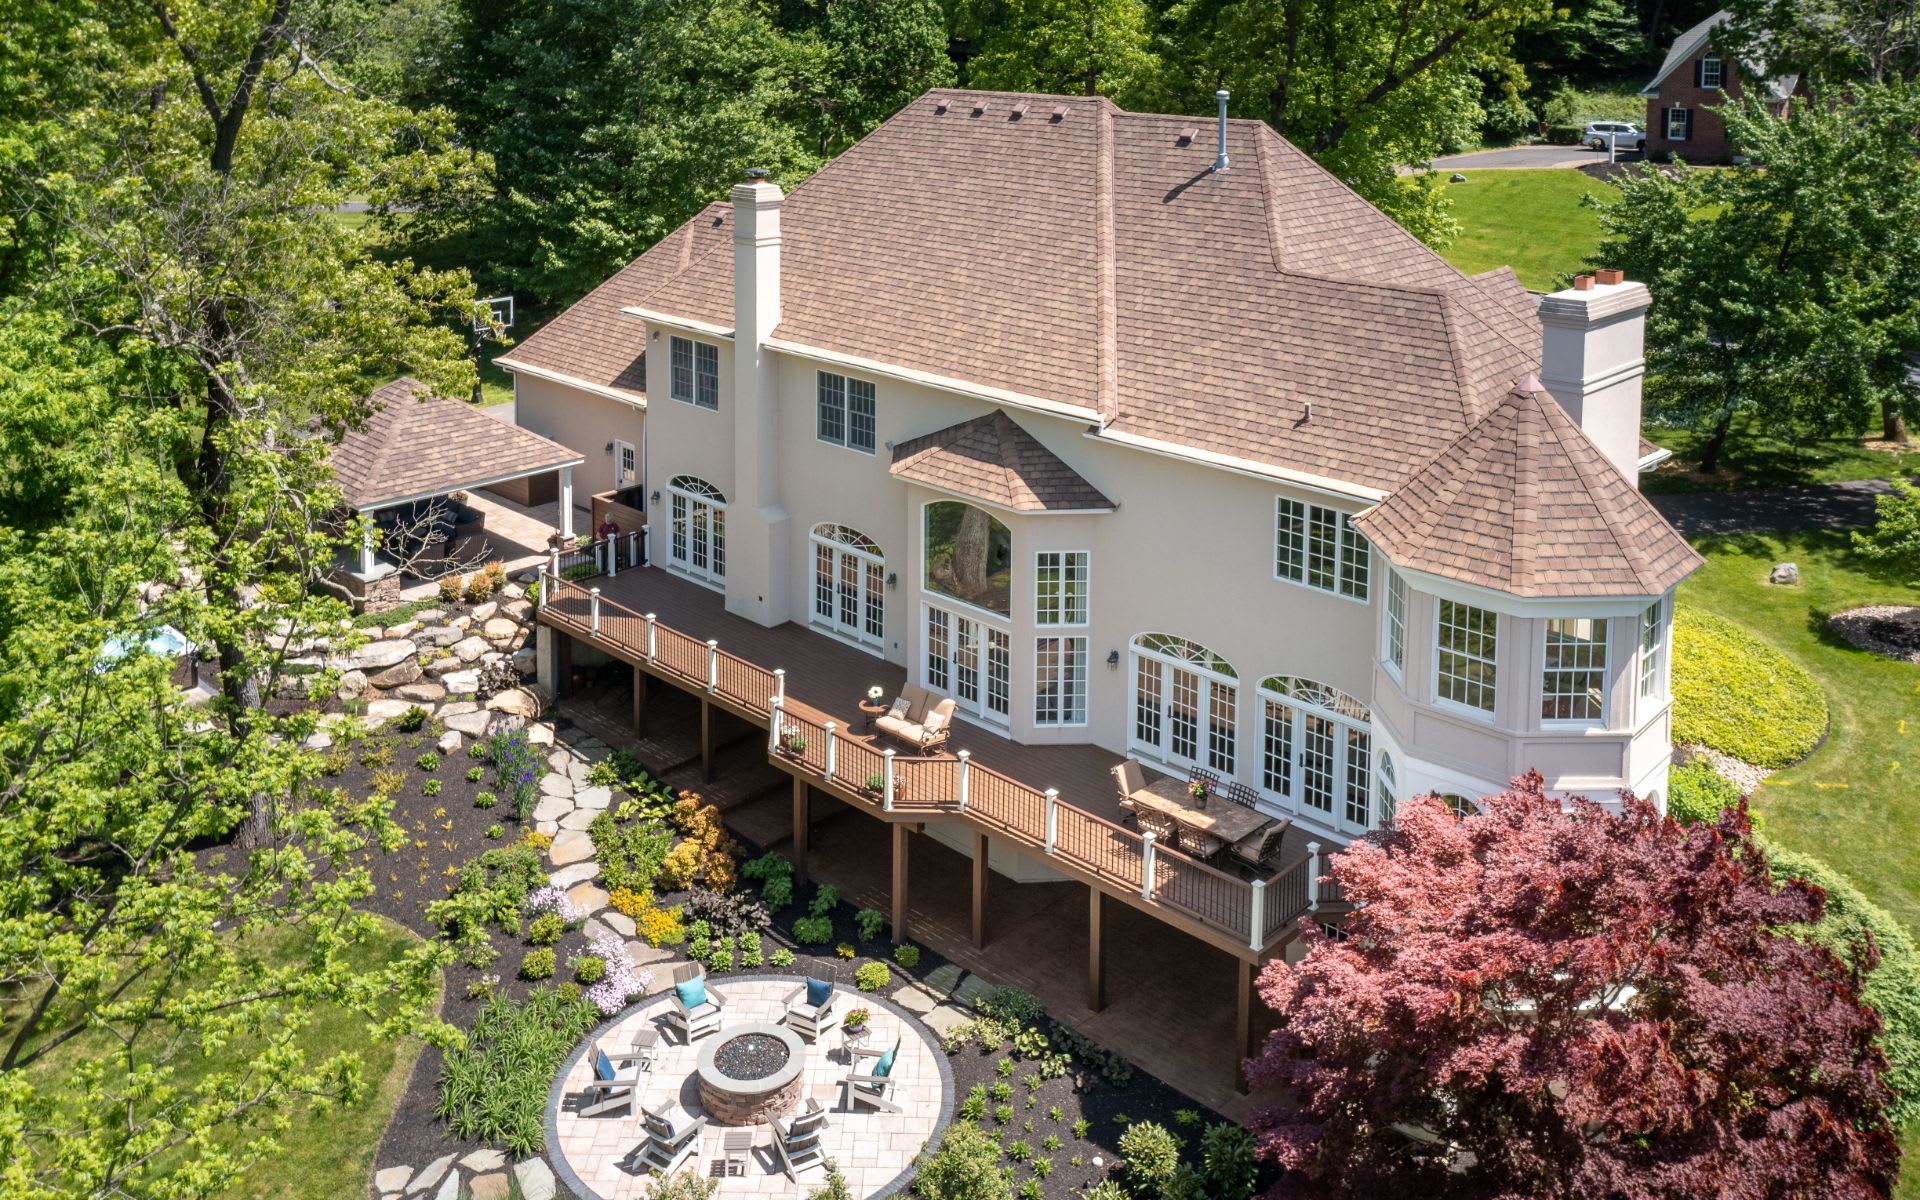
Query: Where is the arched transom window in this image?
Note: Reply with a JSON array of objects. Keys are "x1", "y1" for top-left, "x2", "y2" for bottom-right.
[
  {"x1": 1130, "y1": 634, "x2": 1238, "y2": 775},
  {"x1": 810, "y1": 523, "x2": 884, "y2": 649},
  {"x1": 1258, "y1": 674, "x2": 1376, "y2": 835},
  {"x1": 666, "y1": 476, "x2": 726, "y2": 586}
]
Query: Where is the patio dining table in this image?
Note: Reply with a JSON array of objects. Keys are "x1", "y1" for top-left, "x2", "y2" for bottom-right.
[{"x1": 1129, "y1": 777, "x2": 1274, "y2": 854}]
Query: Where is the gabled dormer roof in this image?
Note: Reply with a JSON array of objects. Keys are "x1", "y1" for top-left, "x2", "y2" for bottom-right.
[
  {"x1": 1351, "y1": 379, "x2": 1702, "y2": 599},
  {"x1": 1639, "y1": 10, "x2": 1800, "y2": 101},
  {"x1": 890, "y1": 411, "x2": 1115, "y2": 513}
]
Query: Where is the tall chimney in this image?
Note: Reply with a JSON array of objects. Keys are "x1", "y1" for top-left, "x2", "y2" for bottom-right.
[
  {"x1": 1214, "y1": 90, "x2": 1230, "y2": 172},
  {"x1": 728, "y1": 170, "x2": 790, "y2": 625},
  {"x1": 1537, "y1": 273, "x2": 1653, "y2": 485}
]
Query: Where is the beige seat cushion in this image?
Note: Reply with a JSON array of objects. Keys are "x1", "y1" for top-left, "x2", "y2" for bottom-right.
[
  {"x1": 874, "y1": 715, "x2": 921, "y2": 742},
  {"x1": 922, "y1": 699, "x2": 955, "y2": 735}
]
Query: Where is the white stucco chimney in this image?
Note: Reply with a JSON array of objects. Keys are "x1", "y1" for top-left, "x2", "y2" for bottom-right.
[
  {"x1": 1537, "y1": 270, "x2": 1653, "y2": 485},
  {"x1": 728, "y1": 171, "x2": 790, "y2": 625}
]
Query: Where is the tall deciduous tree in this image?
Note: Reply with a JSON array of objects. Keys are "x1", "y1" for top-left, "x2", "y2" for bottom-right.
[
  {"x1": 1246, "y1": 777, "x2": 1898, "y2": 1198},
  {"x1": 962, "y1": 0, "x2": 1159, "y2": 100},
  {"x1": 1589, "y1": 85, "x2": 1920, "y2": 464}
]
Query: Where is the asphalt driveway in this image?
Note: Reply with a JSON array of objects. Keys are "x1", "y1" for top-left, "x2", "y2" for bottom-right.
[{"x1": 1425, "y1": 145, "x2": 1643, "y2": 170}]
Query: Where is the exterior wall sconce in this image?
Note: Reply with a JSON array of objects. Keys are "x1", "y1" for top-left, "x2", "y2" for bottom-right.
[
  {"x1": 649, "y1": 490, "x2": 661, "y2": 505},
  {"x1": 603, "y1": 442, "x2": 614, "y2": 455},
  {"x1": 886, "y1": 572, "x2": 898, "y2": 590},
  {"x1": 1106, "y1": 650, "x2": 1120, "y2": 670}
]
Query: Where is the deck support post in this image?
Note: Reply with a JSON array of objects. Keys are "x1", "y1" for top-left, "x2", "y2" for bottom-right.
[
  {"x1": 554, "y1": 631, "x2": 573, "y2": 699},
  {"x1": 631, "y1": 663, "x2": 647, "y2": 734},
  {"x1": 1235, "y1": 957, "x2": 1256, "y2": 1094},
  {"x1": 1306, "y1": 841, "x2": 1323, "y2": 913},
  {"x1": 589, "y1": 587, "x2": 602, "y2": 635},
  {"x1": 890, "y1": 823, "x2": 910, "y2": 942},
  {"x1": 700, "y1": 698, "x2": 713, "y2": 783},
  {"x1": 792, "y1": 776, "x2": 810, "y2": 889},
  {"x1": 1140, "y1": 832, "x2": 1158, "y2": 899},
  {"x1": 1088, "y1": 887, "x2": 1105, "y2": 1012},
  {"x1": 822, "y1": 722, "x2": 837, "y2": 783},
  {"x1": 971, "y1": 830, "x2": 989, "y2": 948}
]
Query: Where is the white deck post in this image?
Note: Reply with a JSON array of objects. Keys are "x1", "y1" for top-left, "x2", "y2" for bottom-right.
[
  {"x1": 1044, "y1": 789, "x2": 1059, "y2": 854},
  {"x1": 773, "y1": 668, "x2": 786, "y2": 704},
  {"x1": 1306, "y1": 841, "x2": 1323, "y2": 913},
  {"x1": 627, "y1": 529, "x2": 639, "y2": 567},
  {"x1": 768, "y1": 696, "x2": 784, "y2": 753},
  {"x1": 589, "y1": 587, "x2": 602, "y2": 635},
  {"x1": 548, "y1": 547, "x2": 561, "y2": 582},
  {"x1": 956, "y1": 749, "x2": 971, "y2": 812},
  {"x1": 1140, "y1": 832, "x2": 1158, "y2": 899},
  {"x1": 823, "y1": 722, "x2": 837, "y2": 782},
  {"x1": 358, "y1": 521, "x2": 377, "y2": 576},
  {"x1": 882, "y1": 749, "x2": 896, "y2": 811},
  {"x1": 706, "y1": 640, "x2": 719, "y2": 691},
  {"x1": 644, "y1": 613, "x2": 657, "y2": 662},
  {"x1": 1248, "y1": 879, "x2": 1266, "y2": 952},
  {"x1": 606, "y1": 535, "x2": 619, "y2": 577},
  {"x1": 558, "y1": 466, "x2": 575, "y2": 539}
]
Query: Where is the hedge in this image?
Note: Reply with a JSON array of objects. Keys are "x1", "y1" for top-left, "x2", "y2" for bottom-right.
[
  {"x1": 1666, "y1": 760, "x2": 1744, "y2": 826},
  {"x1": 1671, "y1": 607, "x2": 1827, "y2": 768},
  {"x1": 1766, "y1": 843, "x2": 1920, "y2": 1126}
]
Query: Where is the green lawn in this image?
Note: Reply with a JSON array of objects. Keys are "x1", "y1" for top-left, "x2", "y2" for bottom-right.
[
  {"x1": 1436, "y1": 168, "x2": 1610, "y2": 290},
  {"x1": 1680, "y1": 530, "x2": 1920, "y2": 1190},
  {"x1": 0, "y1": 917, "x2": 437, "y2": 1200},
  {"x1": 1644, "y1": 420, "x2": 1920, "y2": 493}
]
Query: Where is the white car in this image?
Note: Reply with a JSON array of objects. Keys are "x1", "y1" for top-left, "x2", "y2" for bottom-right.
[{"x1": 1583, "y1": 122, "x2": 1646, "y2": 153}]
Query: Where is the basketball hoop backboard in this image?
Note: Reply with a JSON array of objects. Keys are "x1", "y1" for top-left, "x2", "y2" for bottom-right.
[{"x1": 473, "y1": 295, "x2": 514, "y2": 338}]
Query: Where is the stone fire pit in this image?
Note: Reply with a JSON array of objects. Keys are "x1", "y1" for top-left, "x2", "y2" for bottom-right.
[{"x1": 695, "y1": 1023, "x2": 806, "y2": 1124}]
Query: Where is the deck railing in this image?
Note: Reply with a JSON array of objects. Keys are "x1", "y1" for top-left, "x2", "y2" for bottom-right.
[{"x1": 539, "y1": 572, "x2": 1315, "y2": 952}]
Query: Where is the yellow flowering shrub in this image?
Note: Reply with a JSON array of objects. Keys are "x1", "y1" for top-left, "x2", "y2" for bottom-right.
[{"x1": 637, "y1": 905, "x2": 686, "y2": 947}]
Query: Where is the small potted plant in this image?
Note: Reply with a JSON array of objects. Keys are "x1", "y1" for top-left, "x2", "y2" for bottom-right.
[
  {"x1": 865, "y1": 772, "x2": 887, "y2": 795},
  {"x1": 1188, "y1": 779, "x2": 1211, "y2": 808},
  {"x1": 782, "y1": 731, "x2": 808, "y2": 757},
  {"x1": 843, "y1": 1007, "x2": 870, "y2": 1032}
]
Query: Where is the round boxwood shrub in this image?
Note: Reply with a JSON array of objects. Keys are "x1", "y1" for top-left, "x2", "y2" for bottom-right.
[
  {"x1": 1766, "y1": 842, "x2": 1920, "y2": 1125},
  {"x1": 1671, "y1": 607, "x2": 1827, "y2": 768},
  {"x1": 854, "y1": 961, "x2": 891, "y2": 992},
  {"x1": 1666, "y1": 760, "x2": 1744, "y2": 826},
  {"x1": 519, "y1": 947, "x2": 556, "y2": 980}
]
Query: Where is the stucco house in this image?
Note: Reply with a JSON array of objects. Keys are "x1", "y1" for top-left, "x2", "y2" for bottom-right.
[
  {"x1": 498, "y1": 89, "x2": 1701, "y2": 1087},
  {"x1": 1640, "y1": 10, "x2": 1803, "y2": 160}
]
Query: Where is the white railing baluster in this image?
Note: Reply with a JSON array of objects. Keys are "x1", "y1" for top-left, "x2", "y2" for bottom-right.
[
  {"x1": 706, "y1": 640, "x2": 718, "y2": 692},
  {"x1": 589, "y1": 587, "x2": 602, "y2": 635},
  {"x1": 1140, "y1": 832, "x2": 1158, "y2": 900},
  {"x1": 823, "y1": 722, "x2": 837, "y2": 783},
  {"x1": 773, "y1": 668, "x2": 786, "y2": 705},
  {"x1": 1306, "y1": 841, "x2": 1322, "y2": 913},
  {"x1": 644, "y1": 613, "x2": 657, "y2": 662},
  {"x1": 1044, "y1": 788, "x2": 1059, "y2": 854},
  {"x1": 882, "y1": 749, "x2": 896, "y2": 811},
  {"x1": 956, "y1": 749, "x2": 970, "y2": 811},
  {"x1": 1248, "y1": 878, "x2": 1266, "y2": 952}
]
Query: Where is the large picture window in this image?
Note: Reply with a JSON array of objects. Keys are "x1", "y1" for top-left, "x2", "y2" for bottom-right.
[
  {"x1": 816, "y1": 371, "x2": 876, "y2": 453},
  {"x1": 1035, "y1": 551, "x2": 1088, "y2": 625},
  {"x1": 1034, "y1": 636, "x2": 1088, "y2": 725},
  {"x1": 924, "y1": 501, "x2": 1012, "y2": 616},
  {"x1": 1542, "y1": 617, "x2": 1609, "y2": 723},
  {"x1": 1436, "y1": 600, "x2": 1497, "y2": 714},
  {"x1": 669, "y1": 337, "x2": 719, "y2": 410},
  {"x1": 1276, "y1": 498, "x2": 1369, "y2": 600},
  {"x1": 1259, "y1": 676, "x2": 1375, "y2": 835}
]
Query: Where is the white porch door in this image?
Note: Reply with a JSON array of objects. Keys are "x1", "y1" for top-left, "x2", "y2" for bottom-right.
[
  {"x1": 924, "y1": 605, "x2": 1010, "y2": 724},
  {"x1": 1131, "y1": 647, "x2": 1238, "y2": 776},
  {"x1": 812, "y1": 528, "x2": 884, "y2": 650},
  {"x1": 667, "y1": 480, "x2": 725, "y2": 587},
  {"x1": 613, "y1": 439, "x2": 638, "y2": 489}
]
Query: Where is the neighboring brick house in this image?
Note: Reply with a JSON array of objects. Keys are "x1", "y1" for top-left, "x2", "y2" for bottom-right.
[{"x1": 1641, "y1": 10, "x2": 1802, "y2": 160}]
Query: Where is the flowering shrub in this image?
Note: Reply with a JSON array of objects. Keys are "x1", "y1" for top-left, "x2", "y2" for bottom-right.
[
  {"x1": 581, "y1": 931, "x2": 651, "y2": 1014},
  {"x1": 525, "y1": 885, "x2": 587, "y2": 924},
  {"x1": 609, "y1": 886, "x2": 650, "y2": 918},
  {"x1": 658, "y1": 794, "x2": 737, "y2": 891},
  {"x1": 488, "y1": 718, "x2": 546, "y2": 821},
  {"x1": 638, "y1": 905, "x2": 686, "y2": 947},
  {"x1": 517, "y1": 829, "x2": 552, "y2": 853}
]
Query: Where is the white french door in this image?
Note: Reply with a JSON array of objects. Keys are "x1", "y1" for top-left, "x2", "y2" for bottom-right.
[
  {"x1": 924, "y1": 604, "x2": 1010, "y2": 724},
  {"x1": 666, "y1": 476, "x2": 725, "y2": 588},
  {"x1": 811, "y1": 525, "x2": 884, "y2": 651},
  {"x1": 1130, "y1": 635, "x2": 1239, "y2": 776}
]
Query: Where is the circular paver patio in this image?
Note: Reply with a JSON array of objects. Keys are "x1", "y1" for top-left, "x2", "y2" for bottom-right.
[{"x1": 547, "y1": 976, "x2": 953, "y2": 1199}]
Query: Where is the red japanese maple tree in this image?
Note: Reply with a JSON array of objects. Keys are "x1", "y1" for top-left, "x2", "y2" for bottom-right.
[{"x1": 1246, "y1": 772, "x2": 1898, "y2": 1199}]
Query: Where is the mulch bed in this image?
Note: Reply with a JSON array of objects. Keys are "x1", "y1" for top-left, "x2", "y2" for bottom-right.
[{"x1": 1828, "y1": 605, "x2": 1920, "y2": 664}]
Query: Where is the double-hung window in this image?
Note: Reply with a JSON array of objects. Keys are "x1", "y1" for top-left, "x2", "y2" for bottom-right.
[
  {"x1": 816, "y1": 371, "x2": 875, "y2": 453},
  {"x1": 670, "y1": 337, "x2": 719, "y2": 409},
  {"x1": 1666, "y1": 107, "x2": 1692, "y2": 141},
  {"x1": 1639, "y1": 602, "x2": 1666, "y2": 700},
  {"x1": 1383, "y1": 570, "x2": 1407, "y2": 677},
  {"x1": 1276, "y1": 498, "x2": 1369, "y2": 601},
  {"x1": 1436, "y1": 600, "x2": 1497, "y2": 714},
  {"x1": 1542, "y1": 617, "x2": 1609, "y2": 723},
  {"x1": 1034, "y1": 636, "x2": 1088, "y2": 725},
  {"x1": 1699, "y1": 56, "x2": 1723, "y2": 88},
  {"x1": 1035, "y1": 551, "x2": 1089, "y2": 626}
]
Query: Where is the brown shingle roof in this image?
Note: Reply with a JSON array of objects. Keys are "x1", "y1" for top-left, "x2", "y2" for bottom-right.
[
  {"x1": 332, "y1": 378, "x2": 583, "y2": 509},
  {"x1": 890, "y1": 411, "x2": 1115, "y2": 512},
  {"x1": 507, "y1": 89, "x2": 1543, "y2": 494},
  {"x1": 1351, "y1": 378, "x2": 1702, "y2": 599}
]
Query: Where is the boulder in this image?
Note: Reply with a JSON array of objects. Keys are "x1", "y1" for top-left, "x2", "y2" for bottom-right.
[
  {"x1": 482, "y1": 617, "x2": 519, "y2": 642},
  {"x1": 527, "y1": 723, "x2": 554, "y2": 745},
  {"x1": 414, "y1": 608, "x2": 446, "y2": 626},
  {"x1": 342, "y1": 639, "x2": 416, "y2": 671},
  {"x1": 369, "y1": 657, "x2": 422, "y2": 688},
  {"x1": 418, "y1": 625, "x2": 461, "y2": 647},
  {"x1": 440, "y1": 700, "x2": 480, "y2": 717},
  {"x1": 337, "y1": 669, "x2": 369, "y2": 699},
  {"x1": 469, "y1": 600, "x2": 499, "y2": 623},
  {"x1": 510, "y1": 647, "x2": 537, "y2": 675},
  {"x1": 502, "y1": 582, "x2": 526, "y2": 599},
  {"x1": 384, "y1": 620, "x2": 420, "y2": 640},
  {"x1": 1449, "y1": 171, "x2": 1468, "y2": 182},
  {"x1": 513, "y1": 1158, "x2": 556, "y2": 1200},
  {"x1": 366, "y1": 698, "x2": 420, "y2": 726},
  {"x1": 450, "y1": 615, "x2": 473, "y2": 631},
  {"x1": 503, "y1": 599, "x2": 532, "y2": 621},
  {"x1": 451, "y1": 636, "x2": 489, "y2": 663},
  {"x1": 443, "y1": 709, "x2": 493, "y2": 736},
  {"x1": 303, "y1": 732, "x2": 333, "y2": 750},
  {"x1": 437, "y1": 729, "x2": 463, "y2": 754},
  {"x1": 488, "y1": 688, "x2": 543, "y2": 718},
  {"x1": 549, "y1": 829, "x2": 595, "y2": 866},
  {"x1": 423, "y1": 654, "x2": 465, "y2": 677},
  {"x1": 1769, "y1": 562, "x2": 1801, "y2": 585},
  {"x1": 395, "y1": 681, "x2": 446, "y2": 703},
  {"x1": 441, "y1": 670, "x2": 480, "y2": 696}
]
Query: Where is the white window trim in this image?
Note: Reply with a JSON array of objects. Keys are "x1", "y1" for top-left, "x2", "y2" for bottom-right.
[
  {"x1": 1666, "y1": 107, "x2": 1691, "y2": 141},
  {"x1": 1382, "y1": 569, "x2": 1406, "y2": 682},
  {"x1": 1033, "y1": 634, "x2": 1089, "y2": 727},
  {"x1": 1700, "y1": 56, "x2": 1723, "y2": 88},
  {"x1": 1274, "y1": 496, "x2": 1371, "y2": 604},
  {"x1": 1539, "y1": 617, "x2": 1611, "y2": 729},
  {"x1": 815, "y1": 370, "x2": 876, "y2": 455},
  {"x1": 1256, "y1": 676, "x2": 1374, "y2": 833},
  {"x1": 921, "y1": 601, "x2": 1014, "y2": 726},
  {"x1": 1128, "y1": 634, "x2": 1241, "y2": 777},
  {"x1": 664, "y1": 476, "x2": 727, "y2": 591},
  {"x1": 669, "y1": 336, "x2": 719, "y2": 410},
  {"x1": 1639, "y1": 598, "x2": 1669, "y2": 705},
  {"x1": 1432, "y1": 601, "x2": 1499, "y2": 723},
  {"x1": 808, "y1": 524, "x2": 886, "y2": 654},
  {"x1": 1034, "y1": 549, "x2": 1091, "y2": 628},
  {"x1": 919, "y1": 499, "x2": 1015, "y2": 624},
  {"x1": 613, "y1": 438, "x2": 638, "y2": 489}
]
